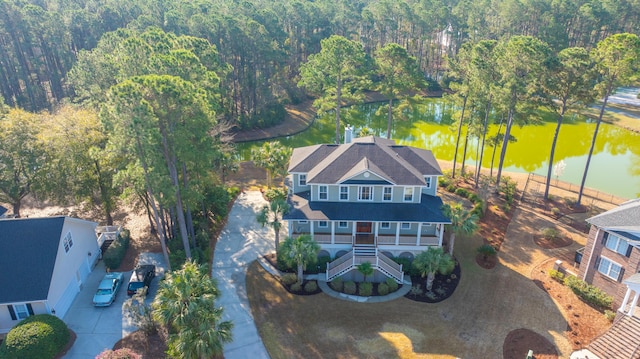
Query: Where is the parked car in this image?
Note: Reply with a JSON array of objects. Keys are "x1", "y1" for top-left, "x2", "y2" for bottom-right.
[
  {"x1": 127, "y1": 264, "x2": 156, "y2": 296},
  {"x1": 93, "y1": 272, "x2": 124, "y2": 306}
]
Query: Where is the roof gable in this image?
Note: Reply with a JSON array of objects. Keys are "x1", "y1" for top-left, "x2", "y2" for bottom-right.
[
  {"x1": 295, "y1": 137, "x2": 442, "y2": 185},
  {"x1": 588, "y1": 198, "x2": 640, "y2": 231},
  {"x1": 0, "y1": 217, "x2": 66, "y2": 303}
]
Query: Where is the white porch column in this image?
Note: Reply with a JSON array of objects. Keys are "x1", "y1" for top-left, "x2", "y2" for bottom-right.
[
  {"x1": 628, "y1": 292, "x2": 640, "y2": 317},
  {"x1": 395, "y1": 223, "x2": 400, "y2": 245},
  {"x1": 374, "y1": 221, "x2": 379, "y2": 241},
  {"x1": 288, "y1": 221, "x2": 293, "y2": 237},
  {"x1": 620, "y1": 287, "x2": 633, "y2": 313},
  {"x1": 438, "y1": 224, "x2": 444, "y2": 246},
  {"x1": 310, "y1": 221, "x2": 314, "y2": 238},
  {"x1": 352, "y1": 222, "x2": 356, "y2": 241},
  {"x1": 331, "y1": 221, "x2": 335, "y2": 244},
  {"x1": 416, "y1": 223, "x2": 422, "y2": 245}
]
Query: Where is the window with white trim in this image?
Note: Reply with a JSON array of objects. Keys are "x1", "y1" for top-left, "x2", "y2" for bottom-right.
[
  {"x1": 403, "y1": 187, "x2": 414, "y2": 202},
  {"x1": 424, "y1": 176, "x2": 432, "y2": 189},
  {"x1": 298, "y1": 220, "x2": 308, "y2": 224},
  {"x1": 597, "y1": 256, "x2": 622, "y2": 280},
  {"x1": 339, "y1": 186, "x2": 349, "y2": 201},
  {"x1": 319, "y1": 185, "x2": 328, "y2": 200},
  {"x1": 604, "y1": 233, "x2": 631, "y2": 256},
  {"x1": 383, "y1": 187, "x2": 392, "y2": 201},
  {"x1": 14, "y1": 304, "x2": 30, "y2": 320},
  {"x1": 299, "y1": 174, "x2": 307, "y2": 186},
  {"x1": 380, "y1": 222, "x2": 390, "y2": 229},
  {"x1": 401, "y1": 223, "x2": 411, "y2": 230},
  {"x1": 63, "y1": 232, "x2": 73, "y2": 253},
  {"x1": 318, "y1": 221, "x2": 328, "y2": 228},
  {"x1": 338, "y1": 221, "x2": 348, "y2": 228},
  {"x1": 358, "y1": 186, "x2": 373, "y2": 201}
]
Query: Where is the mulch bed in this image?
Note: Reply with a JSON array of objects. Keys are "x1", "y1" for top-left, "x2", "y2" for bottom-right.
[
  {"x1": 503, "y1": 328, "x2": 559, "y2": 359},
  {"x1": 533, "y1": 235, "x2": 573, "y2": 249},
  {"x1": 475, "y1": 253, "x2": 498, "y2": 269},
  {"x1": 405, "y1": 260, "x2": 461, "y2": 303},
  {"x1": 113, "y1": 330, "x2": 170, "y2": 359}
]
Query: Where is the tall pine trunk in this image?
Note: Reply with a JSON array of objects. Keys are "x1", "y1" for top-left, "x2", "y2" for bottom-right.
[
  {"x1": 578, "y1": 95, "x2": 609, "y2": 205},
  {"x1": 544, "y1": 101, "x2": 567, "y2": 200},
  {"x1": 452, "y1": 96, "x2": 467, "y2": 178}
]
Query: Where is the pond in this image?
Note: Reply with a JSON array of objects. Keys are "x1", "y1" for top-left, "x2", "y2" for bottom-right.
[{"x1": 238, "y1": 98, "x2": 640, "y2": 199}]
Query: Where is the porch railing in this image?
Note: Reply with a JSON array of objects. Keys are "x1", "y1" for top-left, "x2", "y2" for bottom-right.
[{"x1": 326, "y1": 248, "x2": 404, "y2": 284}]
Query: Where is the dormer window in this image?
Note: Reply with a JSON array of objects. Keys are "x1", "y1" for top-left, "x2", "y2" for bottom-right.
[
  {"x1": 424, "y1": 176, "x2": 432, "y2": 189},
  {"x1": 299, "y1": 174, "x2": 307, "y2": 186}
]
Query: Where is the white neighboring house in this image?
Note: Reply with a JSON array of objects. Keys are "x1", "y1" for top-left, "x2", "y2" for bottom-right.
[{"x1": 0, "y1": 216, "x2": 99, "y2": 333}]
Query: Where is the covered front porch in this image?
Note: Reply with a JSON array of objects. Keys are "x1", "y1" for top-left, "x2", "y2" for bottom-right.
[{"x1": 288, "y1": 220, "x2": 444, "y2": 248}]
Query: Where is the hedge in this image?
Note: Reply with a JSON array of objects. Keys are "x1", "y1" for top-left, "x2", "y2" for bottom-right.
[
  {"x1": 103, "y1": 229, "x2": 130, "y2": 270},
  {"x1": 0, "y1": 314, "x2": 70, "y2": 359}
]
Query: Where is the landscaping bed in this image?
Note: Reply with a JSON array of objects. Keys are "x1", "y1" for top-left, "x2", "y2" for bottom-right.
[{"x1": 404, "y1": 260, "x2": 461, "y2": 303}]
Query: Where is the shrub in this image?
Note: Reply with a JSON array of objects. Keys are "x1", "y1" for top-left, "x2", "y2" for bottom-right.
[
  {"x1": 604, "y1": 310, "x2": 616, "y2": 323},
  {"x1": 344, "y1": 281, "x2": 357, "y2": 295},
  {"x1": 542, "y1": 227, "x2": 560, "y2": 241},
  {"x1": 264, "y1": 187, "x2": 288, "y2": 202},
  {"x1": 316, "y1": 256, "x2": 331, "y2": 273},
  {"x1": 548, "y1": 269, "x2": 565, "y2": 282},
  {"x1": 386, "y1": 278, "x2": 399, "y2": 292},
  {"x1": 472, "y1": 203, "x2": 484, "y2": 218},
  {"x1": 290, "y1": 281, "x2": 303, "y2": 292},
  {"x1": 103, "y1": 229, "x2": 130, "y2": 270},
  {"x1": 330, "y1": 277, "x2": 344, "y2": 292},
  {"x1": 477, "y1": 244, "x2": 497, "y2": 259},
  {"x1": 455, "y1": 187, "x2": 470, "y2": 198},
  {"x1": 96, "y1": 348, "x2": 142, "y2": 359},
  {"x1": 551, "y1": 207, "x2": 561, "y2": 217},
  {"x1": 500, "y1": 176, "x2": 517, "y2": 204},
  {"x1": 564, "y1": 275, "x2": 613, "y2": 309},
  {"x1": 446, "y1": 184, "x2": 456, "y2": 193},
  {"x1": 282, "y1": 273, "x2": 298, "y2": 286},
  {"x1": 409, "y1": 285, "x2": 423, "y2": 296},
  {"x1": 0, "y1": 314, "x2": 70, "y2": 359},
  {"x1": 439, "y1": 176, "x2": 451, "y2": 188},
  {"x1": 359, "y1": 282, "x2": 373, "y2": 296},
  {"x1": 276, "y1": 250, "x2": 294, "y2": 272},
  {"x1": 377, "y1": 282, "x2": 389, "y2": 296},
  {"x1": 304, "y1": 281, "x2": 318, "y2": 292}
]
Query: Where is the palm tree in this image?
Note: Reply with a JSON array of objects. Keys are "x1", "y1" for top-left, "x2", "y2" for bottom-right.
[
  {"x1": 357, "y1": 261, "x2": 374, "y2": 282},
  {"x1": 279, "y1": 235, "x2": 320, "y2": 283},
  {"x1": 413, "y1": 247, "x2": 455, "y2": 291},
  {"x1": 152, "y1": 261, "x2": 233, "y2": 359},
  {"x1": 257, "y1": 198, "x2": 289, "y2": 250},
  {"x1": 442, "y1": 203, "x2": 479, "y2": 255}
]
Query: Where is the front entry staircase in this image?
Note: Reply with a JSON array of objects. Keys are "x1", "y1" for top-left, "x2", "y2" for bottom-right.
[{"x1": 326, "y1": 245, "x2": 404, "y2": 283}]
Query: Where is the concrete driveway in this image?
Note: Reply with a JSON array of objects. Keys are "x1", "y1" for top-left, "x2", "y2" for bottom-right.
[{"x1": 62, "y1": 252, "x2": 166, "y2": 359}]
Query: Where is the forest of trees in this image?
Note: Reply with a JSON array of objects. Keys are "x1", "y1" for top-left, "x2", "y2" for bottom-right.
[
  {"x1": 1, "y1": 0, "x2": 639, "y2": 268},
  {"x1": 1, "y1": 0, "x2": 639, "y2": 117}
]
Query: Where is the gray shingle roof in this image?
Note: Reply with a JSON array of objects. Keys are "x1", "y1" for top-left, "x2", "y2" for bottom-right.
[
  {"x1": 285, "y1": 191, "x2": 451, "y2": 223},
  {"x1": 587, "y1": 198, "x2": 640, "y2": 233},
  {"x1": 0, "y1": 217, "x2": 66, "y2": 304},
  {"x1": 288, "y1": 136, "x2": 442, "y2": 185}
]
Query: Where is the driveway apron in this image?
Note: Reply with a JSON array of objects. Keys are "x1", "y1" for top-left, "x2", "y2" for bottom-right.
[{"x1": 212, "y1": 190, "x2": 275, "y2": 359}]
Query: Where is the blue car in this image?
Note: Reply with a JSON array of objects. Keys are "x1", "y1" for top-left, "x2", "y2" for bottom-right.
[{"x1": 93, "y1": 272, "x2": 124, "y2": 306}]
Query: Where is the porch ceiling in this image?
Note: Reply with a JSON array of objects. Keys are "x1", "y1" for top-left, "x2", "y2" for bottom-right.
[{"x1": 284, "y1": 191, "x2": 451, "y2": 224}]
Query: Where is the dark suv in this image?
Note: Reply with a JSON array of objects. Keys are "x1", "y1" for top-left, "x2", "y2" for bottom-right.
[{"x1": 127, "y1": 264, "x2": 156, "y2": 296}]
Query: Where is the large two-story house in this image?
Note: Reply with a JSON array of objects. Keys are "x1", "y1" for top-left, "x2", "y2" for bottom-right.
[
  {"x1": 283, "y1": 135, "x2": 451, "y2": 283},
  {"x1": 577, "y1": 198, "x2": 640, "y2": 312}
]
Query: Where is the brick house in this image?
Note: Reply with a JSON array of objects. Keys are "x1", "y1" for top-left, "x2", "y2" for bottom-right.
[{"x1": 577, "y1": 198, "x2": 640, "y2": 310}]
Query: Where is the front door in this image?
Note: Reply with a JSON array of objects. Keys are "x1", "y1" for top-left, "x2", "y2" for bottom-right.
[{"x1": 355, "y1": 222, "x2": 374, "y2": 245}]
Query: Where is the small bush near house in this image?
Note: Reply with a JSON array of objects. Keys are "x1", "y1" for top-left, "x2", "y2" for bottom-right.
[
  {"x1": 103, "y1": 229, "x2": 131, "y2": 270},
  {"x1": 0, "y1": 314, "x2": 70, "y2": 359},
  {"x1": 344, "y1": 281, "x2": 357, "y2": 295},
  {"x1": 564, "y1": 275, "x2": 613, "y2": 309},
  {"x1": 385, "y1": 278, "x2": 399, "y2": 292},
  {"x1": 263, "y1": 187, "x2": 288, "y2": 202},
  {"x1": 377, "y1": 282, "x2": 389, "y2": 296},
  {"x1": 548, "y1": 269, "x2": 565, "y2": 282},
  {"x1": 282, "y1": 273, "x2": 298, "y2": 286},
  {"x1": 330, "y1": 277, "x2": 344, "y2": 292},
  {"x1": 96, "y1": 348, "x2": 142, "y2": 359},
  {"x1": 455, "y1": 187, "x2": 470, "y2": 198},
  {"x1": 477, "y1": 244, "x2": 497, "y2": 260},
  {"x1": 290, "y1": 282, "x2": 303, "y2": 292},
  {"x1": 359, "y1": 282, "x2": 373, "y2": 297},
  {"x1": 304, "y1": 281, "x2": 318, "y2": 293},
  {"x1": 542, "y1": 227, "x2": 561, "y2": 241},
  {"x1": 604, "y1": 310, "x2": 616, "y2": 322}
]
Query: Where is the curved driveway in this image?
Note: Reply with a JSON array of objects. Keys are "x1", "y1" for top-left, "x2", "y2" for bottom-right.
[{"x1": 212, "y1": 191, "x2": 274, "y2": 359}]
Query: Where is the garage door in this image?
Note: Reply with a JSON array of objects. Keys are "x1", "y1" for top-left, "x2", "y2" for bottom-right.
[{"x1": 54, "y1": 280, "x2": 79, "y2": 318}]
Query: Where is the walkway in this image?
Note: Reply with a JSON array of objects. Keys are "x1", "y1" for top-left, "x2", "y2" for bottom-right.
[{"x1": 212, "y1": 191, "x2": 274, "y2": 359}]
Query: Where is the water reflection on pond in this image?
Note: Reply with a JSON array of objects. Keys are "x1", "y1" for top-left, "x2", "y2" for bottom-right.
[{"x1": 238, "y1": 99, "x2": 640, "y2": 199}]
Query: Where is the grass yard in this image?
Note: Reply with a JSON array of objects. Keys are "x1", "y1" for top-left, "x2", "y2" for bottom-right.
[{"x1": 247, "y1": 233, "x2": 570, "y2": 359}]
